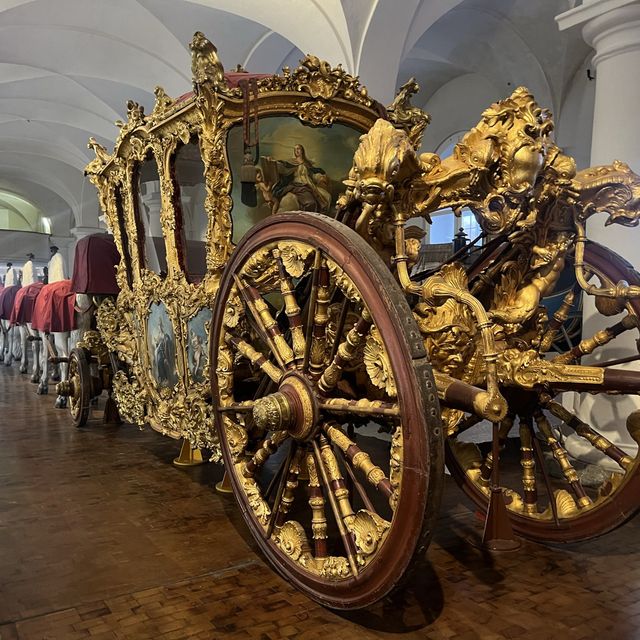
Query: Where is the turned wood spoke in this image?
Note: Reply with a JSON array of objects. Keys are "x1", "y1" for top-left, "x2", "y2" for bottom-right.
[
  {"x1": 243, "y1": 430, "x2": 289, "y2": 479},
  {"x1": 306, "y1": 260, "x2": 331, "y2": 380},
  {"x1": 320, "y1": 397, "x2": 400, "y2": 418},
  {"x1": 274, "y1": 254, "x2": 306, "y2": 365},
  {"x1": 318, "y1": 310, "x2": 372, "y2": 395},
  {"x1": 543, "y1": 398, "x2": 633, "y2": 470},
  {"x1": 332, "y1": 443, "x2": 378, "y2": 515},
  {"x1": 266, "y1": 442, "x2": 297, "y2": 539},
  {"x1": 225, "y1": 333, "x2": 283, "y2": 384},
  {"x1": 533, "y1": 410, "x2": 592, "y2": 508},
  {"x1": 322, "y1": 422, "x2": 393, "y2": 502},
  {"x1": 594, "y1": 353, "x2": 640, "y2": 368},
  {"x1": 540, "y1": 283, "x2": 581, "y2": 352},
  {"x1": 274, "y1": 447, "x2": 304, "y2": 528},
  {"x1": 528, "y1": 417, "x2": 560, "y2": 526},
  {"x1": 479, "y1": 414, "x2": 514, "y2": 484},
  {"x1": 234, "y1": 274, "x2": 295, "y2": 370},
  {"x1": 218, "y1": 401, "x2": 254, "y2": 413},
  {"x1": 311, "y1": 438, "x2": 359, "y2": 576},
  {"x1": 302, "y1": 249, "x2": 322, "y2": 373},
  {"x1": 519, "y1": 417, "x2": 538, "y2": 516},
  {"x1": 328, "y1": 297, "x2": 350, "y2": 363},
  {"x1": 306, "y1": 451, "x2": 329, "y2": 558},
  {"x1": 552, "y1": 313, "x2": 637, "y2": 365},
  {"x1": 265, "y1": 445, "x2": 290, "y2": 501}
]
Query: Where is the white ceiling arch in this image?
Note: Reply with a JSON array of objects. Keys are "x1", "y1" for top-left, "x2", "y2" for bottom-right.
[
  {"x1": 0, "y1": 0, "x2": 594, "y2": 249},
  {"x1": 183, "y1": 0, "x2": 354, "y2": 70}
]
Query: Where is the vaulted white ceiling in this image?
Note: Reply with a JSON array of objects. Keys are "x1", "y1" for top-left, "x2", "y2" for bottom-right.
[{"x1": 0, "y1": 0, "x2": 589, "y2": 240}]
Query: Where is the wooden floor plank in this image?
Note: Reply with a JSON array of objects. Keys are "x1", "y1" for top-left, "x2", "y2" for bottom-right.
[{"x1": 1, "y1": 364, "x2": 639, "y2": 639}]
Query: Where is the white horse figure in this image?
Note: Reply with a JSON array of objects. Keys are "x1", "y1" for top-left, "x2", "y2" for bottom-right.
[
  {"x1": 15, "y1": 255, "x2": 36, "y2": 374},
  {"x1": 1, "y1": 264, "x2": 22, "y2": 365},
  {"x1": 35, "y1": 248, "x2": 96, "y2": 407}
]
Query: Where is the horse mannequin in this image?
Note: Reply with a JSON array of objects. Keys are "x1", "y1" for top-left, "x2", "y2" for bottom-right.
[
  {"x1": 38, "y1": 246, "x2": 93, "y2": 407},
  {"x1": 1, "y1": 262, "x2": 22, "y2": 365},
  {"x1": 16, "y1": 253, "x2": 36, "y2": 374}
]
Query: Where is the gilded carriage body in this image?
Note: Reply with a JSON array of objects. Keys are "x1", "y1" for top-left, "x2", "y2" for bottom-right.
[
  {"x1": 84, "y1": 33, "x2": 640, "y2": 609},
  {"x1": 85, "y1": 34, "x2": 397, "y2": 455}
]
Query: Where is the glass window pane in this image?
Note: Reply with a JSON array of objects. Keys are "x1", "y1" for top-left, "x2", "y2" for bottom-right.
[
  {"x1": 174, "y1": 140, "x2": 207, "y2": 282},
  {"x1": 136, "y1": 152, "x2": 167, "y2": 277},
  {"x1": 430, "y1": 211, "x2": 455, "y2": 244},
  {"x1": 460, "y1": 208, "x2": 481, "y2": 240}
]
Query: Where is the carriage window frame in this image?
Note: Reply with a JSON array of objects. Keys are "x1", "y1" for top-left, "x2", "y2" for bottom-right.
[
  {"x1": 171, "y1": 136, "x2": 208, "y2": 284},
  {"x1": 133, "y1": 149, "x2": 169, "y2": 279},
  {"x1": 114, "y1": 183, "x2": 133, "y2": 288}
]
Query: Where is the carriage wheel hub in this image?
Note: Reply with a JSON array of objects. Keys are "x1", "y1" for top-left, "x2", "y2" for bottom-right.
[{"x1": 252, "y1": 373, "x2": 318, "y2": 440}]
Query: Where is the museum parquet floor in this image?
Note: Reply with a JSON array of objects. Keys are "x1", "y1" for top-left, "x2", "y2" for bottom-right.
[{"x1": 1, "y1": 365, "x2": 640, "y2": 640}]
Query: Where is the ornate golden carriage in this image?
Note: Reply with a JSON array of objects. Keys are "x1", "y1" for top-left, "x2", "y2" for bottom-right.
[{"x1": 85, "y1": 32, "x2": 640, "y2": 609}]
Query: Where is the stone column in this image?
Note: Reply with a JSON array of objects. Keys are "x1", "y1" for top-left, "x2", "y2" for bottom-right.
[{"x1": 557, "y1": 0, "x2": 640, "y2": 462}]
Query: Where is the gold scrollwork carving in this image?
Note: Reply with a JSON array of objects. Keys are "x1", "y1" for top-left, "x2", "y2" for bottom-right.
[{"x1": 298, "y1": 100, "x2": 338, "y2": 126}]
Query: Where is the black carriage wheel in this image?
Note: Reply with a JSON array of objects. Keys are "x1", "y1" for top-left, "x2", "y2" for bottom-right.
[
  {"x1": 447, "y1": 242, "x2": 640, "y2": 543},
  {"x1": 210, "y1": 213, "x2": 443, "y2": 609},
  {"x1": 68, "y1": 347, "x2": 91, "y2": 428}
]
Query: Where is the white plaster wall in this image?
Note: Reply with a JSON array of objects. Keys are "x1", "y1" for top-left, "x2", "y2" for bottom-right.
[
  {"x1": 420, "y1": 73, "x2": 503, "y2": 152},
  {"x1": 555, "y1": 55, "x2": 596, "y2": 170}
]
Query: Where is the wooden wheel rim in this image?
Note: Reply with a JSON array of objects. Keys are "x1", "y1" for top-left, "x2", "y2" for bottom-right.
[
  {"x1": 447, "y1": 242, "x2": 640, "y2": 543},
  {"x1": 69, "y1": 347, "x2": 91, "y2": 428},
  {"x1": 210, "y1": 213, "x2": 444, "y2": 609}
]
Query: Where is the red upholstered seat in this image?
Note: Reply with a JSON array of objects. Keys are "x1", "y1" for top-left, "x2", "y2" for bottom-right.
[
  {"x1": 10, "y1": 282, "x2": 44, "y2": 325},
  {"x1": 31, "y1": 280, "x2": 76, "y2": 332},
  {"x1": 0, "y1": 285, "x2": 21, "y2": 320},
  {"x1": 71, "y1": 233, "x2": 120, "y2": 295}
]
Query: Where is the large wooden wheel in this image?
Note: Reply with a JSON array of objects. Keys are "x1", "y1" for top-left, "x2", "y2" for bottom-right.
[
  {"x1": 210, "y1": 213, "x2": 443, "y2": 609},
  {"x1": 67, "y1": 347, "x2": 91, "y2": 428},
  {"x1": 447, "y1": 242, "x2": 640, "y2": 543}
]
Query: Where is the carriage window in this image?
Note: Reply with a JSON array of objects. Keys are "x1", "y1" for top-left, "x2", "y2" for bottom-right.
[
  {"x1": 174, "y1": 139, "x2": 207, "y2": 282},
  {"x1": 136, "y1": 152, "x2": 168, "y2": 277},
  {"x1": 227, "y1": 117, "x2": 362, "y2": 243},
  {"x1": 114, "y1": 185, "x2": 132, "y2": 288}
]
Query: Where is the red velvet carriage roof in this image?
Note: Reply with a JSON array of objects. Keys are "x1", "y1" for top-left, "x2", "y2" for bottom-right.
[
  {"x1": 171, "y1": 73, "x2": 272, "y2": 107},
  {"x1": 10, "y1": 282, "x2": 44, "y2": 325},
  {"x1": 70, "y1": 233, "x2": 120, "y2": 295},
  {"x1": 31, "y1": 280, "x2": 76, "y2": 333},
  {"x1": 0, "y1": 284, "x2": 21, "y2": 320}
]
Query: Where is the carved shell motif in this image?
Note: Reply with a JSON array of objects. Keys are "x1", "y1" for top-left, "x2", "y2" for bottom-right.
[
  {"x1": 274, "y1": 521, "x2": 309, "y2": 561},
  {"x1": 350, "y1": 510, "x2": 389, "y2": 556},
  {"x1": 363, "y1": 326, "x2": 396, "y2": 397},
  {"x1": 278, "y1": 241, "x2": 314, "y2": 278}
]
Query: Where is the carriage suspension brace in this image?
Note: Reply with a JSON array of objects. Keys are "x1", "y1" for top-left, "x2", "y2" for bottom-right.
[
  {"x1": 392, "y1": 205, "x2": 507, "y2": 423},
  {"x1": 574, "y1": 219, "x2": 640, "y2": 300}
]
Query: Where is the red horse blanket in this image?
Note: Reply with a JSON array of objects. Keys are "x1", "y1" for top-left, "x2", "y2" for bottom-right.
[
  {"x1": 10, "y1": 282, "x2": 44, "y2": 325},
  {"x1": 0, "y1": 285, "x2": 21, "y2": 320},
  {"x1": 71, "y1": 233, "x2": 120, "y2": 295},
  {"x1": 31, "y1": 280, "x2": 76, "y2": 332}
]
